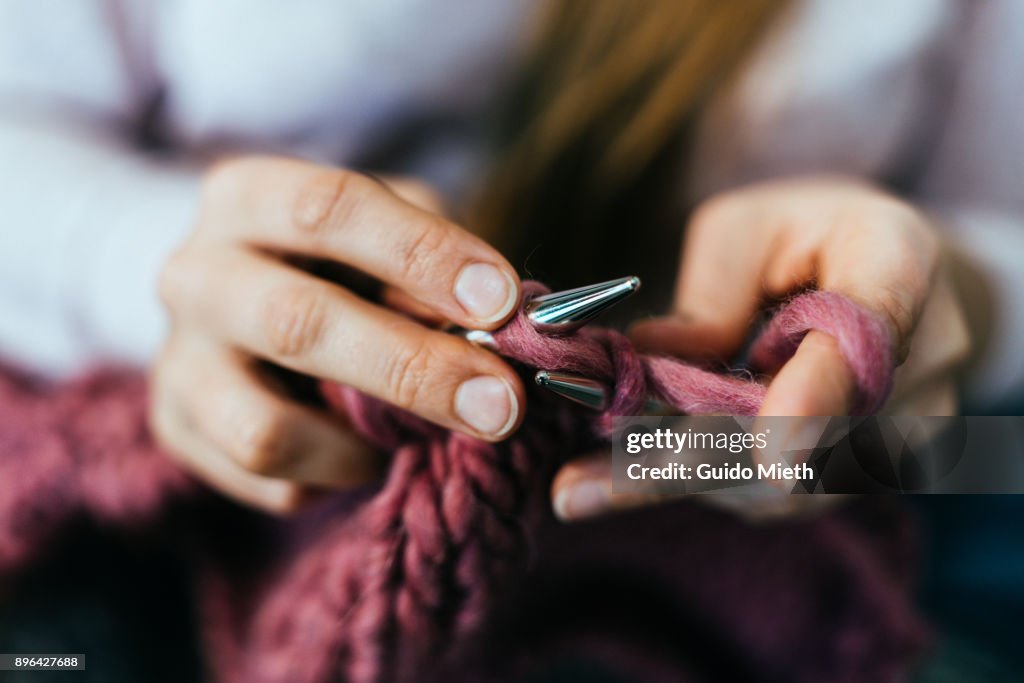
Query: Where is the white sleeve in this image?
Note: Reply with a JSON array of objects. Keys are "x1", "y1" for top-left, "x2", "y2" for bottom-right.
[
  {"x1": 0, "y1": 0, "x2": 201, "y2": 377},
  {"x1": 917, "y1": 0, "x2": 1024, "y2": 410}
]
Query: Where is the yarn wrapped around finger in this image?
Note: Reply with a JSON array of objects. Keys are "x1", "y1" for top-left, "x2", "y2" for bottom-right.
[{"x1": 487, "y1": 281, "x2": 893, "y2": 426}]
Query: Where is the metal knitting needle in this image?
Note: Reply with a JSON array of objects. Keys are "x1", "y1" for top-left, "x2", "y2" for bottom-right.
[
  {"x1": 525, "y1": 276, "x2": 641, "y2": 334},
  {"x1": 534, "y1": 369, "x2": 674, "y2": 415},
  {"x1": 534, "y1": 370, "x2": 609, "y2": 410},
  {"x1": 460, "y1": 275, "x2": 642, "y2": 349}
]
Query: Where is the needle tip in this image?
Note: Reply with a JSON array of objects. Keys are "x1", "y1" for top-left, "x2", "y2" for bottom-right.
[
  {"x1": 533, "y1": 370, "x2": 609, "y2": 410},
  {"x1": 526, "y1": 275, "x2": 642, "y2": 333}
]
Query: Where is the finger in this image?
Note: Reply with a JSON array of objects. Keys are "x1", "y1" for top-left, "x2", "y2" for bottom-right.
[
  {"x1": 205, "y1": 158, "x2": 519, "y2": 329},
  {"x1": 816, "y1": 204, "x2": 939, "y2": 362},
  {"x1": 376, "y1": 176, "x2": 448, "y2": 215},
  {"x1": 758, "y1": 330, "x2": 856, "y2": 418},
  {"x1": 163, "y1": 248, "x2": 524, "y2": 440},
  {"x1": 184, "y1": 343, "x2": 381, "y2": 487},
  {"x1": 759, "y1": 203, "x2": 938, "y2": 428},
  {"x1": 380, "y1": 285, "x2": 448, "y2": 326},
  {"x1": 630, "y1": 198, "x2": 774, "y2": 358},
  {"x1": 748, "y1": 331, "x2": 856, "y2": 488},
  {"x1": 176, "y1": 432, "x2": 311, "y2": 515},
  {"x1": 551, "y1": 452, "x2": 672, "y2": 521},
  {"x1": 150, "y1": 383, "x2": 311, "y2": 515}
]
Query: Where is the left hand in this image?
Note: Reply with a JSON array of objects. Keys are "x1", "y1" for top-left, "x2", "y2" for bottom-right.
[{"x1": 551, "y1": 175, "x2": 972, "y2": 521}]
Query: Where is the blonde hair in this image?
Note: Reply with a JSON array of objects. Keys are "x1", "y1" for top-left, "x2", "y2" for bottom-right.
[{"x1": 474, "y1": 0, "x2": 787, "y2": 285}]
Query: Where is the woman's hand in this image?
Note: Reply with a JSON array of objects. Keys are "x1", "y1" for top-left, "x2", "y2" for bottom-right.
[
  {"x1": 150, "y1": 156, "x2": 524, "y2": 513},
  {"x1": 552, "y1": 175, "x2": 971, "y2": 521}
]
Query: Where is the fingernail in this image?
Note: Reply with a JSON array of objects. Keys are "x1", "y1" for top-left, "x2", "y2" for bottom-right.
[
  {"x1": 454, "y1": 263, "x2": 517, "y2": 323},
  {"x1": 554, "y1": 480, "x2": 610, "y2": 521},
  {"x1": 455, "y1": 375, "x2": 517, "y2": 436}
]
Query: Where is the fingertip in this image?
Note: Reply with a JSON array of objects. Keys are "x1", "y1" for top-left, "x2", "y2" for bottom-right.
[
  {"x1": 550, "y1": 458, "x2": 585, "y2": 499},
  {"x1": 553, "y1": 479, "x2": 611, "y2": 521},
  {"x1": 453, "y1": 262, "x2": 520, "y2": 329},
  {"x1": 550, "y1": 454, "x2": 613, "y2": 521},
  {"x1": 754, "y1": 333, "x2": 854, "y2": 489},
  {"x1": 487, "y1": 372, "x2": 525, "y2": 441},
  {"x1": 503, "y1": 372, "x2": 527, "y2": 436},
  {"x1": 757, "y1": 331, "x2": 855, "y2": 418},
  {"x1": 257, "y1": 482, "x2": 315, "y2": 516},
  {"x1": 552, "y1": 487, "x2": 572, "y2": 521},
  {"x1": 453, "y1": 371, "x2": 523, "y2": 442},
  {"x1": 757, "y1": 383, "x2": 817, "y2": 419}
]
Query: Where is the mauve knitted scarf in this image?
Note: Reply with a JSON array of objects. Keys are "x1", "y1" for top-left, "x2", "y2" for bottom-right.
[{"x1": 0, "y1": 283, "x2": 926, "y2": 682}]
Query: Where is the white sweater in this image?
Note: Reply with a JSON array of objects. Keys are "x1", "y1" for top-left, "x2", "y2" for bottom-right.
[{"x1": 0, "y1": 0, "x2": 1021, "y2": 409}]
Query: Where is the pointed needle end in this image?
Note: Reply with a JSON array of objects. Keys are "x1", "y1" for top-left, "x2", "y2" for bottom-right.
[
  {"x1": 533, "y1": 370, "x2": 609, "y2": 411},
  {"x1": 526, "y1": 275, "x2": 641, "y2": 333}
]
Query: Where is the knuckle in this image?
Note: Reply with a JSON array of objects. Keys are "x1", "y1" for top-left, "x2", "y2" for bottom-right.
[
  {"x1": 395, "y1": 217, "x2": 451, "y2": 284},
  {"x1": 382, "y1": 336, "x2": 436, "y2": 411},
  {"x1": 262, "y1": 286, "x2": 328, "y2": 358},
  {"x1": 233, "y1": 410, "x2": 296, "y2": 476},
  {"x1": 292, "y1": 168, "x2": 366, "y2": 240}
]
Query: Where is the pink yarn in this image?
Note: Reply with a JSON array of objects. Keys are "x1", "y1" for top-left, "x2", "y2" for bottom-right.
[
  {"x1": 748, "y1": 289, "x2": 894, "y2": 414},
  {"x1": 489, "y1": 283, "x2": 893, "y2": 420},
  {"x1": 0, "y1": 284, "x2": 902, "y2": 683}
]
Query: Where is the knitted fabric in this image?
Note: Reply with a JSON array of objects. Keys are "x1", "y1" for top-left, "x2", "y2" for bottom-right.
[{"x1": 0, "y1": 283, "x2": 920, "y2": 683}]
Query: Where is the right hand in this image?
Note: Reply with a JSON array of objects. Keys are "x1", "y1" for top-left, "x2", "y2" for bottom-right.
[{"x1": 150, "y1": 156, "x2": 524, "y2": 513}]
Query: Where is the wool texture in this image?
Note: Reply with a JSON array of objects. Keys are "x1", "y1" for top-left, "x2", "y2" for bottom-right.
[{"x1": 0, "y1": 283, "x2": 921, "y2": 683}]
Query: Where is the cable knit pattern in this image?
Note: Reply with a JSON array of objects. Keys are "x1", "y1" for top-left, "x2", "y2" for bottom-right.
[{"x1": 0, "y1": 283, "x2": 916, "y2": 683}]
